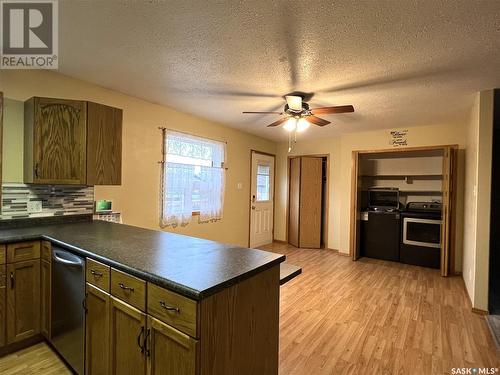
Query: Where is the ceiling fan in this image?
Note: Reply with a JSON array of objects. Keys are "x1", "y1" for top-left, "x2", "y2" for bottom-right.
[{"x1": 242, "y1": 92, "x2": 354, "y2": 132}]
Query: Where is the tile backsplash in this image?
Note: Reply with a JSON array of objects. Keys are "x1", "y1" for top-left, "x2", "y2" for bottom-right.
[{"x1": 1, "y1": 183, "x2": 94, "y2": 220}]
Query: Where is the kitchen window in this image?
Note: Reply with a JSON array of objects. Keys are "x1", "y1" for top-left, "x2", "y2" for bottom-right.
[{"x1": 160, "y1": 130, "x2": 226, "y2": 227}]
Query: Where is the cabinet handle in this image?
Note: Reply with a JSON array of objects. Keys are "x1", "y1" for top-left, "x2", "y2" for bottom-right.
[
  {"x1": 90, "y1": 270, "x2": 103, "y2": 278},
  {"x1": 144, "y1": 328, "x2": 151, "y2": 357},
  {"x1": 34, "y1": 163, "x2": 39, "y2": 178},
  {"x1": 82, "y1": 296, "x2": 88, "y2": 313},
  {"x1": 159, "y1": 300, "x2": 180, "y2": 313},
  {"x1": 137, "y1": 326, "x2": 145, "y2": 353},
  {"x1": 10, "y1": 272, "x2": 14, "y2": 289},
  {"x1": 118, "y1": 283, "x2": 134, "y2": 292}
]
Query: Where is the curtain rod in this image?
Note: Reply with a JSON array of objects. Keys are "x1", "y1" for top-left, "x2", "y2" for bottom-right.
[{"x1": 158, "y1": 127, "x2": 228, "y2": 144}]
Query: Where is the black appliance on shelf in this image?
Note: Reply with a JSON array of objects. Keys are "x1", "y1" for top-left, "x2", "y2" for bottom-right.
[
  {"x1": 400, "y1": 202, "x2": 442, "y2": 269},
  {"x1": 368, "y1": 187, "x2": 400, "y2": 212}
]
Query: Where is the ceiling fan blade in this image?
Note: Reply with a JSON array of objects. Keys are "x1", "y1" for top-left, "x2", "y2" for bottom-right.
[
  {"x1": 305, "y1": 116, "x2": 331, "y2": 127},
  {"x1": 267, "y1": 117, "x2": 289, "y2": 127},
  {"x1": 285, "y1": 95, "x2": 303, "y2": 111},
  {"x1": 242, "y1": 111, "x2": 283, "y2": 114},
  {"x1": 310, "y1": 105, "x2": 354, "y2": 115}
]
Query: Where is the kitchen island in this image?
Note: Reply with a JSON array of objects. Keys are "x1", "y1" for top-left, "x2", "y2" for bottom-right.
[{"x1": 0, "y1": 220, "x2": 287, "y2": 375}]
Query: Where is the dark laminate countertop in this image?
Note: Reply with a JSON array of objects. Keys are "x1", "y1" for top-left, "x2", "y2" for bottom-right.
[{"x1": 0, "y1": 221, "x2": 285, "y2": 300}]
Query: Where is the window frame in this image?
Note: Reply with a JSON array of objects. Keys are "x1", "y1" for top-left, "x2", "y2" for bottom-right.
[{"x1": 160, "y1": 129, "x2": 226, "y2": 225}]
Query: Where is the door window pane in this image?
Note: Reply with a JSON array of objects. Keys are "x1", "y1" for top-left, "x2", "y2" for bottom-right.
[{"x1": 256, "y1": 164, "x2": 270, "y2": 201}]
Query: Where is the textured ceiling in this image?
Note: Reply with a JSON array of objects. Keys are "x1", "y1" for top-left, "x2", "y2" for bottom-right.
[{"x1": 58, "y1": 0, "x2": 500, "y2": 141}]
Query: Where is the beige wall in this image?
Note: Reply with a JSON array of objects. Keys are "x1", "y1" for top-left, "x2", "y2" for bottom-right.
[
  {"x1": 462, "y1": 93, "x2": 480, "y2": 304},
  {"x1": 275, "y1": 121, "x2": 468, "y2": 272},
  {"x1": 471, "y1": 90, "x2": 493, "y2": 311},
  {"x1": 1, "y1": 70, "x2": 276, "y2": 247},
  {"x1": 2, "y1": 98, "x2": 24, "y2": 182}
]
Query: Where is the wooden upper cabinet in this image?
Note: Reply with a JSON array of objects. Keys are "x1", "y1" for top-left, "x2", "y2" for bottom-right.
[
  {"x1": 87, "y1": 102, "x2": 122, "y2": 185},
  {"x1": 25, "y1": 97, "x2": 87, "y2": 185},
  {"x1": 24, "y1": 97, "x2": 123, "y2": 186}
]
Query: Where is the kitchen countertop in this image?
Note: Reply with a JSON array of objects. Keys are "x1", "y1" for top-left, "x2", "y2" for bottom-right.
[{"x1": 0, "y1": 221, "x2": 286, "y2": 300}]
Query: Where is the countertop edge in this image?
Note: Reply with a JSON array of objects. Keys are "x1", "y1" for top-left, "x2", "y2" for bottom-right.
[{"x1": 0, "y1": 232, "x2": 286, "y2": 301}]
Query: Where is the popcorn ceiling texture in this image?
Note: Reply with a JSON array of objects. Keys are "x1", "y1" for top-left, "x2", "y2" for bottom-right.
[{"x1": 47, "y1": 0, "x2": 500, "y2": 141}]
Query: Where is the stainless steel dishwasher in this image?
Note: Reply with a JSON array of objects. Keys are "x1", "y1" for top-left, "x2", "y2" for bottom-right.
[{"x1": 51, "y1": 246, "x2": 85, "y2": 375}]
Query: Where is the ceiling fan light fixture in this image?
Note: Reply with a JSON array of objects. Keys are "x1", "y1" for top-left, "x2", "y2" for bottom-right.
[
  {"x1": 285, "y1": 95, "x2": 303, "y2": 111},
  {"x1": 283, "y1": 117, "x2": 298, "y2": 132},
  {"x1": 296, "y1": 118, "x2": 310, "y2": 132}
]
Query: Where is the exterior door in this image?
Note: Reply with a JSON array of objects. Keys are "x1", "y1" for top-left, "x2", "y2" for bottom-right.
[{"x1": 249, "y1": 152, "x2": 275, "y2": 248}]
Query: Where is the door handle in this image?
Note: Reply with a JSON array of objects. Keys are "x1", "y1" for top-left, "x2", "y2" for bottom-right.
[
  {"x1": 251, "y1": 206, "x2": 256, "y2": 210},
  {"x1": 10, "y1": 272, "x2": 14, "y2": 289},
  {"x1": 144, "y1": 328, "x2": 151, "y2": 357},
  {"x1": 119, "y1": 283, "x2": 134, "y2": 292},
  {"x1": 137, "y1": 326, "x2": 145, "y2": 353}
]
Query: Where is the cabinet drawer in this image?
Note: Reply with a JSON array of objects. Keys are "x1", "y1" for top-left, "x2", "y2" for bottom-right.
[
  {"x1": 110, "y1": 268, "x2": 146, "y2": 311},
  {"x1": 7, "y1": 241, "x2": 40, "y2": 263},
  {"x1": 86, "y1": 258, "x2": 110, "y2": 292},
  {"x1": 0, "y1": 265, "x2": 5, "y2": 287},
  {"x1": 41, "y1": 241, "x2": 51, "y2": 262},
  {"x1": 0, "y1": 245, "x2": 5, "y2": 264},
  {"x1": 147, "y1": 284, "x2": 198, "y2": 338}
]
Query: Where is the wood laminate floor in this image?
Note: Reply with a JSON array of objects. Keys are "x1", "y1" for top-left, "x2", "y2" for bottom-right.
[
  {"x1": 0, "y1": 243, "x2": 498, "y2": 375},
  {"x1": 264, "y1": 243, "x2": 500, "y2": 374}
]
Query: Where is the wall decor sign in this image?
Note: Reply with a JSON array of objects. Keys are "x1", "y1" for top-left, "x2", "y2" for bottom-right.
[{"x1": 390, "y1": 129, "x2": 408, "y2": 147}]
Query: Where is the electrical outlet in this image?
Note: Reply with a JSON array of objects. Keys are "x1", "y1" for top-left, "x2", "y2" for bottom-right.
[{"x1": 27, "y1": 201, "x2": 43, "y2": 213}]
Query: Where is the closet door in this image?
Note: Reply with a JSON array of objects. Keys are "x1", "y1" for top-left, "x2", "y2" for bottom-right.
[
  {"x1": 441, "y1": 146, "x2": 458, "y2": 276},
  {"x1": 288, "y1": 158, "x2": 301, "y2": 247},
  {"x1": 299, "y1": 157, "x2": 323, "y2": 248}
]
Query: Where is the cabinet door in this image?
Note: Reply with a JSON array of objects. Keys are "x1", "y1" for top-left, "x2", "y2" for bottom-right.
[
  {"x1": 86, "y1": 283, "x2": 110, "y2": 375},
  {"x1": 110, "y1": 296, "x2": 147, "y2": 375},
  {"x1": 40, "y1": 259, "x2": 51, "y2": 339},
  {"x1": 86, "y1": 102, "x2": 122, "y2": 185},
  {"x1": 146, "y1": 316, "x2": 198, "y2": 375},
  {"x1": 6, "y1": 259, "x2": 40, "y2": 344},
  {"x1": 32, "y1": 97, "x2": 87, "y2": 184},
  {"x1": 0, "y1": 265, "x2": 6, "y2": 347}
]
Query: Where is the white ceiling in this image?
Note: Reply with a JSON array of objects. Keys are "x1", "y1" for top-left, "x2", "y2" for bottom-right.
[{"x1": 58, "y1": 0, "x2": 500, "y2": 141}]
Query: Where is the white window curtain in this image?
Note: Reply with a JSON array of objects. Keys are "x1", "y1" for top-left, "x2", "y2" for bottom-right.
[{"x1": 160, "y1": 130, "x2": 226, "y2": 227}]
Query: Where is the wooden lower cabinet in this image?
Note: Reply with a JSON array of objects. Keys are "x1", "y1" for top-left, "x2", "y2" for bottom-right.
[
  {"x1": 85, "y1": 283, "x2": 110, "y2": 375},
  {"x1": 0, "y1": 283, "x2": 5, "y2": 347},
  {"x1": 146, "y1": 316, "x2": 198, "y2": 375},
  {"x1": 6, "y1": 259, "x2": 40, "y2": 344},
  {"x1": 110, "y1": 296, "x2": 147, "y2": 375},
  {"x1": 40, "y1": 259, "x2": 51, "y2": 339}
]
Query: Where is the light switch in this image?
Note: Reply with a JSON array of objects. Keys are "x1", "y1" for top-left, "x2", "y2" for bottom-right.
[{"x1": 237, "y1": 182, "x2": 243, "y2": 190}]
